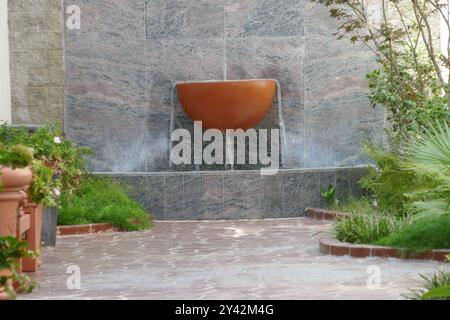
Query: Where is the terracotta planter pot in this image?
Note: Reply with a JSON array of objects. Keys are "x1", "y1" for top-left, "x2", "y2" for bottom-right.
[
  {"x1": 0, "y1": 166, "x2": 32, "y2": 237},
  {"x1": 0, "y1": 167, "x2": 33, "y2": 192},
  {"x1": 22, "y1": 202, "x2": 43, "y2": 272},
  {"x1": 177, "y1": 80, "x2": 277, "y2": 130},
  {"x1": 0, "y1": 269, "x2": 13, "y2": 300}
]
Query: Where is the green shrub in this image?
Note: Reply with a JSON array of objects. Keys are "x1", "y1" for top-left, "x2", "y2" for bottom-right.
[
  {"x1": 408, "y1": 270, "x2": 450, "y2": 300},
  {"x1": 335, "y1": 212, "x2": 411, "y2": 244},
  {"x1": 58, "y1": 177, "x2": 152, "y2": 231},
  {"x1": 360, "y1": 144, "x2": 418, "y2": 217},
  {"x1": 402, "y1": 122, "x2": 450, "y2": 218},
  {"x1": 376, "y1": 215, "x2": 450, "y2": 252}
]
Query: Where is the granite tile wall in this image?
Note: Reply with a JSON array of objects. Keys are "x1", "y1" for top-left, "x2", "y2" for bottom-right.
[
  {"x1": 8, "y1": 0, "x2": 65, "y2": 125},
  {"x1": 106, "y1": 166, "x2": 368, "y2": 220},
  {"x1": 64, "y1": 0, "x2": 384, "y2": 172}
]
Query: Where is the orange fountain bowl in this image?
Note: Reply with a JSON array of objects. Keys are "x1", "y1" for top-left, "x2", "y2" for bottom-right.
[{"x1": 176, "y1": 80, "x2": 276, "y2": 130}]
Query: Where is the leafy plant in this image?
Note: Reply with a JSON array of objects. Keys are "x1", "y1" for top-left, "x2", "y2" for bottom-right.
[
  {"x1": 335, "y1": 211, "x2": 411, "y2": 244},
  {"x1": 376, "y1": 214, "x2": 450, "y2": 252},
  {"x1": 0, "y1": 123, "x2": 91, "y2": 206},
  {"x1": 58, "y1": 177, "x2": 152, "y2": 231},
  {"x1": 321, "y1": 184, "x2": 337, "y2": 209},
  {"x1": 408, "y1": 270, "x2": 450, "y2": 300},
  {"x1": 401, "y1": 121, "x2": 450, "y2": 217},
  {"x1": 0, "y1": 236, "x2": 36, "y2": 299},
  {"x1": 360, "y1": 143, "x2": 418, "y2": 216}
]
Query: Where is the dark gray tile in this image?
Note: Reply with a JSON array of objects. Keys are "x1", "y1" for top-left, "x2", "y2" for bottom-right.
[
  {"x1": 147, "y1": 175, "x2": 165, "y2": 220},
  {"x1": 107, "y1": 174, "x2": 149, "y2": 210},
  {"x1": 348, "y1": 167, "x2": 370, "y2": 198},
  {"x1": 65, "y1": 0, "x2": 145, "y2": 40},
  {"x1": 65, "y1": 101, "x2": 146, "y2": 172},
  {"x1": 203, "y1": 173, "x2": 224, "y2": 219},
  {"x1": 263, "y1": 173, "x2": 283, "y2": 218},
  {"x1": 183, "y1": 173, "x2": 205, "y2": 219},
  {"x1": 225, "y1": 0, "x2": 304, "y2": 37},
  {"x1": 147, "y1": 109, "x2": 171, "y2": 172},
  {"x1": 164, "y1": 174, "x2": 185, "y2": 219},
  {"x1": 282, "y1": 100, "x2": 305, "y2": 168},
  {"x1": 244, "y1": 173, "x2": 264, "y2": 219},
  {"x1": 146, "y1": 0, "x2": 224, "y2": 39},
  {"x1": 65, "y1": 58, "x2": 146, "y2": 108},
  {"x1": 301, "y1": 171, "x2": 321, "y2": 209},
  {"x1": 335, "y1": 169, "x2": 351, "y2": 203},
  {"x1": 223, "y1": 173, "x2": 245, "y2": 219},
  {"x1": 146, "y1": 38, "x2": 224, "y2": 105},
  {"x1": 304, "y1": 2, "x2": 384, "y2": 168},
  {"x1": 226, "y1": 36, "x2": 304, "y2": 102},
  {"x1": 64, "y1": 0, "x2": 148, "y2": 173},
  {"x1": 282, "y1": 172, "x2": 303, "y2": 217}
]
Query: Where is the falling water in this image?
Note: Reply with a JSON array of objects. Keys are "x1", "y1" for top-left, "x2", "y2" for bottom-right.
[
  {"x1": 275, "y1": 80, "x2": 287, "y2": 166},
  {"x1": 168, "y1": 83, "x2": 177, "y2": 170}
]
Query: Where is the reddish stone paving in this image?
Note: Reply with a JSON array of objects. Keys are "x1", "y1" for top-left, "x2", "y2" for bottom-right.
[{"x1": 22, "y1": 218, "x2": 448, "y2": 300}]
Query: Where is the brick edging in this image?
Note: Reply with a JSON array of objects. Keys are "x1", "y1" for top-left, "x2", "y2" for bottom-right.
[
  {"x1": 319, "y1": 237, "x2": 450, "y2": 262},
  {"x1": 306, "y1": 207, "x2": 350, "y2": 220},
  {"x1": 57, "y1": 223, "x2": 116, "y2": 236}
]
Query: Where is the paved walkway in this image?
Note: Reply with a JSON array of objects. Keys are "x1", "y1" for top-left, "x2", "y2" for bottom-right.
[{"x1": 23, "y1": 218, "x2": 447, "y2": 300}]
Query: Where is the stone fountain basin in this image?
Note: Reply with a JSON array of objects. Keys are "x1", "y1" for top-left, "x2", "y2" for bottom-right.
[{"x1": 176, "y1": 79, "x2": 277, "y2": 130}]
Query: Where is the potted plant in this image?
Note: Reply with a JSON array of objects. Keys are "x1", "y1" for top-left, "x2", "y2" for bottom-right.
[
  {"x1": 0, "y1": 124, "x2": 90, "y2": 249},
  {"x1": 25, "y1": 125, "x2": 90, "y2": 247},
  {"x1": 0, "y1": 236, "x2": 35, "y2": 300},
  {"x1": 0, "y1": 145, "x2": 34, "y2": 236}
]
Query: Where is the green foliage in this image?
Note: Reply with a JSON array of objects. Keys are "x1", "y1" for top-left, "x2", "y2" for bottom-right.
[
  {"x1": 335, "y1": 211, "x2": 411, "y2": 244},
  {"x1": 29, "y1": 161, "x2": 58, "y2": 207},
  {"x1": 367, "y1": 48, "x2": 449, "y2": 142},
  {"x1": 0, "y1": 123, "x2": 91, "y2": 206},
  {"x1": 0, "y1": 144, "x2": 34, "y2": 169},
  {"x1": 58, "y1": 177, "x2": 152, "y2": 231},
  {"x1": 0, "y1": 237, "x2": 36, "y2": 299},
  {"x1": 402, "y1": 122, "x2": 450, "y2": 217},
  {"x1": 360, "y1": 143, "x2": 417, "y2": 216},
  {"x1": 360, "y1": 121, "x2": 450, "y2": 218},
  {"x1": 320, "y1": 184, "x2": 337, "y2": 209},
  {"x1": 376, "y1": 214, "x2": 450, "y2": 252},
  {"x1": 408, "y1": 270, "x2": 450, "y2": 300}
]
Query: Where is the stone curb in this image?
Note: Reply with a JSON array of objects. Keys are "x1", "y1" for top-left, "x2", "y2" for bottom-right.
[
  {"x1": 57, "y1": 223, "x2": 116, "y2": 236},
  {"x1": 319, "y1": 237, "x2": 450, "y2": 262}
]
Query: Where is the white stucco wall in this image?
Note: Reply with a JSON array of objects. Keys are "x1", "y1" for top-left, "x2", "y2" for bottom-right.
[{"x1": 0, "y1": 0, "x2": 11, "y2": 124}]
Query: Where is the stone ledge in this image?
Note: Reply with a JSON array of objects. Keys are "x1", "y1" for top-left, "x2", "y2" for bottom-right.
[
  {"x1": 319, "y1": 237, "x2": 450, "y2": 262},
  {"x1": 306, "y1": 207, "x2": 350, "y2": 220},
  {"x1": 57, "y1": 223, "x2": 116, "y2": 236}
]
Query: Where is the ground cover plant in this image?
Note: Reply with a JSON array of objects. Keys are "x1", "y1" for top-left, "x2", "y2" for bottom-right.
[{"x1": 58, "y1": 177, "x2": 152, "y2": 231}]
